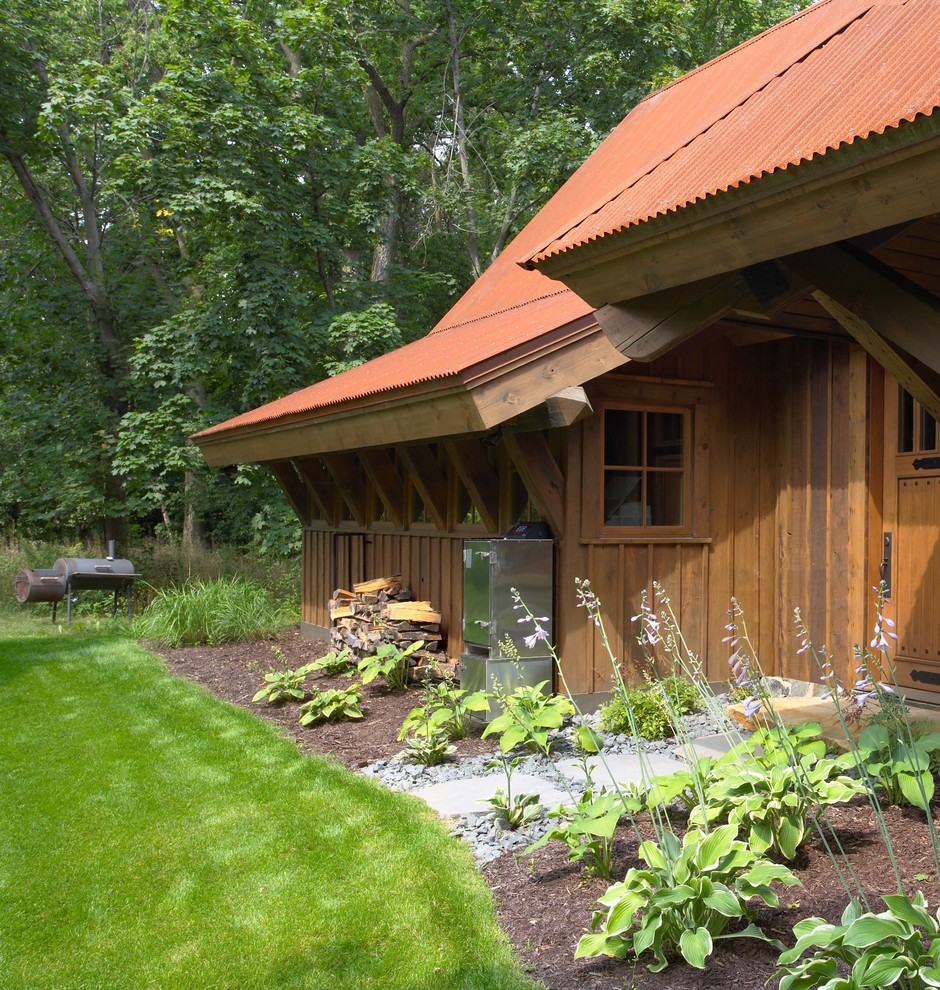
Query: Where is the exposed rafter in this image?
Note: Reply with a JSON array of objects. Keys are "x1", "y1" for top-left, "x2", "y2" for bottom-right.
[
  {"x1": 294, "y1": 457, "x2": 339, "y2": 526},
  {"x1": 443, "y1": 438, "x2": 500, "y2": 533},
  {"x1": 502, "y1": 431, "x2": 565, "y2": 539},
  {"x1": 268, "y1": 461, "x2": 310, "y2": 526},
  {"x1": 359, "y1": 449, "x2": 404, "y2": 528},
  {"x1": 397, "y1": 445, "x2": 449, "y2": 531},
  {"x1": 321, "y1": 453, "x2": 368, "y2": 526}
]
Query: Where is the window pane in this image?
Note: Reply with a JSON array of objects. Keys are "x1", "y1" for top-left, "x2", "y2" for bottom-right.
[
  {"x1": 648, "y1": 471, "x2": 683, "y2": 526},
  {"x1": 899, "y1": 388, "x2": 915, "y2": 453},
  {"x1": 922, "y1": 407, "x2": 937, "y2": 452},
  {"x1": 604, "y1": 409, "x2": 643, "y2": 466},
  {"x1": 647, "y1": 412, "x2": 684, "y2": 468},
  {"x1": 604, "y1": 470, "x2": 644, "y2": 526}
]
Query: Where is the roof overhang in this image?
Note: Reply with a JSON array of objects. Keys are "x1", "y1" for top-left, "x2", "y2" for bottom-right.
[
  {"x1": 528, "y1": 112, "x2": 940, "y2": 309},
  {"x1": 195, "y1": 315, "x2": 626, "y2": 467}
]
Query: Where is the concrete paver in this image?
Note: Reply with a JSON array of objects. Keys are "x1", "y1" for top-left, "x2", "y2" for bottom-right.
[{"x1": 410, "y1": 772, "x2": 569, "y2": 817}]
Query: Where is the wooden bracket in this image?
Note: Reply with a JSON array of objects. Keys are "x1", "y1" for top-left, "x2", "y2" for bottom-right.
[
  {"x1": 502, "y1": 430, "x2": 564, "y2": 539},
  {"x1": 398, "y1": 444, "x2": 449, "y2": 531},
  {"x1": 359, "y1": 449, "x2": 404, "y2": 527},
  {"x1": 321, "y1": 453, "x2": 369, "y2": 526},
  {"x1": 268, "y1": 461, "x2": 310, "y2": 525},
  {"x1": 443, "y1": 438, "x2": 501, "y2": 533},
  {"x1": 294, "y1": 457, "x2": 339, "y2": 526},
  {"x1": 503, "y1": 386, "x2": 594, "y2": 433},
  {"x1": 782, "y1": 243, "x2": 940, "y2": 420}
]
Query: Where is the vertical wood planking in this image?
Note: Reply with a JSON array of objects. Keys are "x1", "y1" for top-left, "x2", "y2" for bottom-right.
[
  {"x1": 757, "y1": 345, "x2": 779, "y2": 675},
  {"x1": 828, "y1": 344, "x2": 851, "y2": 668},
  {"x1": 809, "y1": 341, "x2": 831, "y2": 654}
]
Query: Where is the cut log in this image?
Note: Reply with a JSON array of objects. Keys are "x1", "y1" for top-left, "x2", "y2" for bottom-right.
[
  {"x1": 383, "y1": 601, "x2": 442, "y2": 623},
  {"x1": 353, "y1": 574, "x2": 402, "y2": 594},
  {"x1": 329, "y1": 604, "x2": 358, "y2": 620}
]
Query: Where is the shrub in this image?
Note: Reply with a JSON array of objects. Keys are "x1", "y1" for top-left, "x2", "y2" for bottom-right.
[
  {"x1": 134, "y1": 576, "x2": 296, "y2": 646},
  {"x1": 599, "y1": 675, "x2": 702, "y2": 740},
  {"x1": 482, "y1": 682, "x2": 575, "y2": 754}
]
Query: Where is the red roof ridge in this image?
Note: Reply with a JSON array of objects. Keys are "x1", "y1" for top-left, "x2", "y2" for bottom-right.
[
  {"x1": 524, "y1": 0, "x2": 878, "y2": 266},
  {"x1": 430, "y1": 287, "x2": 573, "y2": 334}
]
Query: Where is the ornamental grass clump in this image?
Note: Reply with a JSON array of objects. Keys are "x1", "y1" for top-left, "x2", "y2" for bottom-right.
[{"x1": 134, "y1": 576, "x2": 296, "y2": 647}]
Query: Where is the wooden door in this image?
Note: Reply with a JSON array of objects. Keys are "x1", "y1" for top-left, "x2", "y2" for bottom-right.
[{"x1": 884, "y1": 381, "x2": 940, "y2": 697}]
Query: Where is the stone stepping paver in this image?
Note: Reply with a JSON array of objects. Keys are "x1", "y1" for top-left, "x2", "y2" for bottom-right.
[
  {"x1": 674, "y1": 731, "x2": 749, "y2": 762},
  {"x1": 411, "y1": 772, "x2": 569, "y2": 817},
  {"x1": 554, "y1": 751, "x2": 686, "y2": 789}
]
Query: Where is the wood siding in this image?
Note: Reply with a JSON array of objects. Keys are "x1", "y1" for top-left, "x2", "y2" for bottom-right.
[{"x1": 298, "y1": 331, "x2": 876, "y2": 697}]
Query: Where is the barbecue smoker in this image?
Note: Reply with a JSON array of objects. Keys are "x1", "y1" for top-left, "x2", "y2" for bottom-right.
[
  {"x1": 460, "y1": 527, "x2": 553, "y2": 721},
  {"x1": 14, "y1": 542, "x2": 139, "y2": 622}
]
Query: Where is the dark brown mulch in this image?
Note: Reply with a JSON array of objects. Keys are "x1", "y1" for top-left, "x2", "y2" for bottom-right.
[{"x1": 152, "y1": 628, "x2": 940, "y2": 990}]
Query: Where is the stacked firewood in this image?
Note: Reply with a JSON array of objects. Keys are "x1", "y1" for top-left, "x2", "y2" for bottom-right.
[{"x1": 328, "y1": 575, "x2": 444, "y2": 657}]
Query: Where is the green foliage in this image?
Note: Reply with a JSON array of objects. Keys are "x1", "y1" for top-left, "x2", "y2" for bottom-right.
[
  {"x1": 134, "y1": 576, "x2": 296, "y2": 647},
  {"x1": 298, "y1": 684, "x2": 364, "y2": 725},
  {"x1": 309, "y1": 648, "x2": 356, "y2": 677},
  {"x1": 687, "y1": 723, "x2": 864, "y2": 860},
  {"x1": 600, "y1": 674, "x2": 702, "y2": 740},
  {"x1": 251, "y1": 650, "x2": 318, "y2": 704},
  {"x1": 398, "y1": 680, "x2": 489, "y2": 741},
  {"x1": 487, "y1": 788, "x2": 542, "y2": 830},
  {"x1": 482, "y1": 681, "x2": 575, "y2": 754},
  {"x1": 527, "y1": 787, "x2": 626, "y2": 878},
  {"x1": 357, "y1": 639, "x2": 423, "y2": 691},
  {"x1": 399, "y1": 729, "x2": 457, "y2": 766},
  {"x1": 855, "y1": 723, "x2": 940, "y2": 811},
  {"x1": 576, "y1": 824, "x2": 799, "y2": 971},
  {"x1": 777, "y1": 892, "x2": 940, "y2": 990}
]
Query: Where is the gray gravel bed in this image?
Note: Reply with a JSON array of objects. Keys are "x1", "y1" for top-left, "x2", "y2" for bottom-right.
[{"x1": 358, "y1": 699, "x2": 744, "y2": 864}]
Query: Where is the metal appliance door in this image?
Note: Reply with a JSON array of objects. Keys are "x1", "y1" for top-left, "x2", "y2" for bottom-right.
[
  {"x1": 462, "y1": 539, "x2": 495, "y2": 652},
  {"x1": 490, "y1": 540, "x2": 553, "y2": 658}
]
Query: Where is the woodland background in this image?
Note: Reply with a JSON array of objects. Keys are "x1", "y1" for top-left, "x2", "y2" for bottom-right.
[{"x1": 0, "y1": 0, "x2": 810, "y2": 558}]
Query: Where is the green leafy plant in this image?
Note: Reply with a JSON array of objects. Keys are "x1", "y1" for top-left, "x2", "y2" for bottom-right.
[
  {"x1": 252, "y1": 650, "x2": 318, "y2": 704},
  {"x1": 358, "y1": 639, "x2": 423, "y2": 691},
  {"x1": 398, "y1": 679, "x2": 489, "y2": 741},
  {"x1": 526, "y1": 786, "x2": 627, "y2": 878},
  {"x1": 298, "y1": 684, "x2": 363, "y2": 725},
  {"x1": 777, "y1": 892, "x2": 940, "y2": 990},
  {"x1": 482, "y1": 681, "x2": 574, "y2": 754},
  {"x1": 687, "y1": 722, "x2": 864, "y2": 860},
  {"x1": 484, "y1": 753, "x2": 542, "y2": 830},
  {"x1": 309, "y1": 648, "x2": 355, "y2": 677},
  {"x1": 599, "y1": 675, "x2": 702, "y2": 740},
  {"x1": 400, "y1": 729, "x2": 457, "y2": 766},
  {"x1": 576, "y1": 824, "x2": 799, "y2": 972},
  {"x1": 855, "y1": 723, "x2": 940, "y2": 811}
]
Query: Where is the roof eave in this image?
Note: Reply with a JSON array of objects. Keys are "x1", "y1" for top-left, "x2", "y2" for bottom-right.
[{"x1": 528, "y1": 113, "x2": 940, "y2": 309}]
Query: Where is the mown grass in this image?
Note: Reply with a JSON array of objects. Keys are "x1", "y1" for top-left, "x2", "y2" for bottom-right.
[{"x1": 0, "y1": 624, "x2": 535, "y2": 990}]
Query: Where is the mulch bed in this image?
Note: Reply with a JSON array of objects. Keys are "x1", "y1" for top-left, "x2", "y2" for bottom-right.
[{"x1": 152, "y1": 627, "x2": 940, "y2": 990}]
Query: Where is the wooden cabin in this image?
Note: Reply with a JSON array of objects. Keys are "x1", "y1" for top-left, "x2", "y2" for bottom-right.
[{"x1": 194, "y1": 0, "x2": 940, "y2": 702}]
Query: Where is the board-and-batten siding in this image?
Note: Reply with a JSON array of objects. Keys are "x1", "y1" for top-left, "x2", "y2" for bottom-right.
[
  {"x1": 302, "y1": 529, "x2": 468, "y2": 651},
  {"x1": 300, "y1": 334, "x2": 874, "y2": 697},
  {"x1": 557, "y1": 335, "x2": 873, "y2": 695}
]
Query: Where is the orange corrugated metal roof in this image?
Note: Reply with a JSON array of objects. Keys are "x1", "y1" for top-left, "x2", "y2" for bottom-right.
[
  {"x1": 193, "y1": 290, "x2": 594, "y2": 437},
  {"x1": 530, "y1": 0, "x2": 940, "y2": 265}
]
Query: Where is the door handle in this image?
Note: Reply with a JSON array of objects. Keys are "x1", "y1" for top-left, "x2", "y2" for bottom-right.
[{"x1": 881, "y1": 532, "x2": 892, "y2": 599}]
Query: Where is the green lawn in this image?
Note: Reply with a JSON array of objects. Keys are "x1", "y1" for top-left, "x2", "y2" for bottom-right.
[{"x1": 0, "y1": 620, "x2": 536, "y2": 990}]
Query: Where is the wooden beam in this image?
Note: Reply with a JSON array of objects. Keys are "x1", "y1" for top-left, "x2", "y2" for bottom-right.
[
  {"x1": 321, "y1": 453, "x2": 368, "y2": 526},
  {"x1": 398, "y1": 444, "x2": 449, "y2": 531},
  {"x1": 359, "y1": 449, "x2": 404, "y2": 527},
  {"x1": 783, "y1": 242, "x2": 940, "y2": 375},
  {"x1": 808, "y1": 289, "x2": 940, "y2": 423},
  {"x1": 503, "y1": 387, "x2": 593, "y2": 433},
  {"x1": 268, "y1": 461, "x2": 309, "y2": 525},
  {"x1": 502, "y1": 431, "x2": 565, "y2": 539},
  {"x1": 294, "y1": 457, "x2": 339, "y2": 526},
  {"x1": 595, "y1": 273, "x2": 748, "y2": 361},
  {"x1": 442, "y1": 438, "x2": 501, "y2": 533}
]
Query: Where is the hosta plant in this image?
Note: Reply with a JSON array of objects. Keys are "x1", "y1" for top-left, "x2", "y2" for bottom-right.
[
  {"x1": 576, "y1": 824, "x2": 798, "y2": 972},
  {"x1": 398, "y1": 680, "x2": 489, "y2": 741},
  {"x1": 526, "y1": 786, "x2": 629, "y2": 879},
  {"x1": 252, "y1": 655, "x2": 318, "y2": 704},
  {"x1": 485, "y1": 753, "x2": 542, "y2": 830},
  {"x1": 689, "y1": 722, "x2": 864, "y2": 860},
  {"x1": 777, "y1": 892, "x2": 940, "y2": 990},
  {"x1": 399, "y1": 730, "x2": 456, "y2": 766},
  {"x1": 482, "y1": 681, "x2": 575, "y2": 754},
  {"x1": 309, "y1": 648, "x2": 355, "y2": 676},
  {"x1": 855, "y1": 723, "x2": 940, "y2": 810},
  {"x1": 358, "y1": 639, "x2": 423, "y2": 691},
  {"x1": 298, "y1": 684, "x2": 363, "y2": 725}
]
